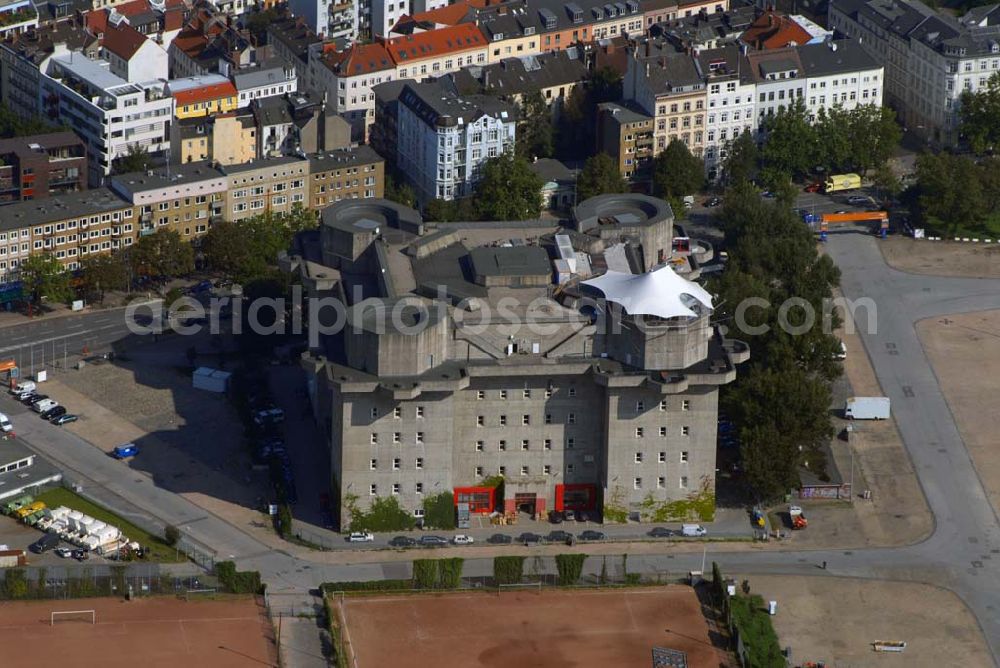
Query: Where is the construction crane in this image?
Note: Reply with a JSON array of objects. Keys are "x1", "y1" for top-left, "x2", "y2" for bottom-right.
[{"x1": 817, "y1": 211, "x2": 889, "y2": 241}]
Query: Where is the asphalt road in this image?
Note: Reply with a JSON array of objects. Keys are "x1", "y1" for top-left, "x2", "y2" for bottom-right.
[{"x1": 6, "y1": 230, "x2": 1000, "y2": 663}]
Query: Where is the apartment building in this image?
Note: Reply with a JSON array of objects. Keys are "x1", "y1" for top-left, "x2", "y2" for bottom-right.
[
  {"x1": 212, "y1": 112, "x2": 258, "y2": 166},
  {"x1": 287, "y1": 0, "x2": 357, "y2": 41},
  {"x1": 267, "y1": 13, "x2": 325, "y2": 87},
  {"x1": 0, "y1": 0, "x2": 38, "y2": 41},
  {"x1": 596, "y1": 102, "x2": 654, "y2": 182},
  {"x1": 169, "y1": 6, "x2": 253, "y2": 79},
  {"x1": 109, "y1": 162, "x2": 227, "y2": 237},
  {"x1": 285, "y1": 194, "x2": 747, "y2": 529},
  {"x1": 0, "y1": 188, "x2": 136, "y2": 283},
  {"x1": 97, "y1": 13, "x2": 169, "y2": 81},
  {"x1": 828, "y1": 0, "x2": 998, "y2": 144},
  {"x1": 0, "y1": 132, "x2": 87, "y2": 205},
  {"x1": 40, "y1": 53, "x2": 173, "y2": 185},
  {"x1": 625, "y1": 46, "x2": 707, "y2": 154},
  {"x1": 307, "y1": 145, "x2": 385, "y2": 208},
  {"x1": 745, "y1": 47, "x2": 805, "y2": 120},
  {"x1": 651, "y1": 5, "x2": 754, "y2": 50},
  {"x1": 798, "y1": 39, "x2": 883, "y2": 119},
  {"x1": 222, "y1": 156, "x2": 311, "y2": 223},
  {"x1": 533, "y1": 0, "x2": 645, "y2": 52},
  {"x1": 696, "y1": 44, "x2": 755, "y2": 179},
  {"x1": 394, "y1": 80, "x2": 516, "y2": 202},
  {"x1": 233, "y1": 60, "x2": 299, "y2": 106},
  {"x1": 450, "y1": 47, "x2": 589, "y2": 113},
  {"x1": 167, "y1": 75, "x2": 239, "y2": 119}
]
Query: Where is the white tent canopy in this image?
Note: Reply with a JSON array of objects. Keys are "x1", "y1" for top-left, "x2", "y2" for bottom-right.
[{"x1": 581, "y1": 265, "x2": 713, "y2": 319}]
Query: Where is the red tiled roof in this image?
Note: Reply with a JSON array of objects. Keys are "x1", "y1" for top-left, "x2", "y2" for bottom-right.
[
  {"x1": 172, "y1": 33, "x2": 208, "y2": 57},
  {"x1": 102, "y1": 20, "x2": 149, "y2": 59},
  {"x1": 741, "y1": 11, "x2": 812, "y2": 50},
  {"x1": 407, "y1": 2, "x2": 471, "y2": 26},
  {"x1": 324, "y1": 41, "x2": 395, "y2": 75},
  {"x1": 384, "y1": 23, "x2": 486, "y2": 63},
  {"x1": 172, "y1": 81, "x2": 238, "y2": 106},
  {"x1": 85, "y1": 8, "x2": 109, "y2": 34}
]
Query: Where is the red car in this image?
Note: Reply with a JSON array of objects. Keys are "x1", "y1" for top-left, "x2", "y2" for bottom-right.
[{"x1": 804, "y1": 182, "x2": 822, "y2": 193}]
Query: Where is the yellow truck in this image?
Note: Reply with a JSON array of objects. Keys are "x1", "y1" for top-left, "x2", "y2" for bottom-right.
[
  {"x1": 14, "y1": 501, "x2": 45, "y2": 519},
  {"x1": 824, "y1": 173, "x2": 862, "y2": 193}
]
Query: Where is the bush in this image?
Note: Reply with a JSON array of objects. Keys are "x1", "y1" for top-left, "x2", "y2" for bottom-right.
[
  {"x1": 276, "y1": 504, "x2": 293, "y2": 538},
  {"x1": 348, "y1": 496, "x2": 416, "y2": 532},
  {"x1": 421, "y1": 492, "x2": 455, "y2": 530},
  {"x1": 2, "y1": 569, "x2": 28, "y2": 599},
  {"x1": 413, "y1": 559, "x2": 438, "y2": 589},
  {"x1": 730, "y1": 595, "x2": 785, "y2": 668},
  {"x1": 215, "y1": 561, "x2": 263, "y2": 594},
  {"x1": 321, "y1": 580, "x2": 412, "y2": 593},
  {"x1": 555, "y1": 554, "x2": 586, "y2": 586},
  {"x1": 493, "y1": 556, "x2": 525, "y2": 585},
  {"x1": 164, "y1": 525, "x2": 181, "y2": 546}
]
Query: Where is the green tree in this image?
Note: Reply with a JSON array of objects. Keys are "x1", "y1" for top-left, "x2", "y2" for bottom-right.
[
  {"x1": 0, "y1": 102, "x2": 64, "y2": 139},
  {"x1": 813, "y1": 106, "x2": 852, "y2": 173},
  {"x1": 18, "y1": 253, "x2": 72, "y2": 306},
  {"x1": 722, "y1": 131, "x2": 758, "y2": 186},
  {"x1": 79, "y1": 252, "x2": 128, "y2": 302},
  {"x1": 112, "y1": 143, "x2": 152, "y2": 175},
  {"x1": 759, "y1": 99, "x2": 817, "y2": 180},
  {"x1": 423, "y1": 197, "x2": 478, "y2": 222},
  {"x1": 422, "y1": 492, "x2": 456, "y2": 530},
  {"x1": 848, "y1": 105, "x2": 902, "y2": 173},
  {"x1": 576, "y1": 152, "x2": 628, "y2": 201},
  {"x1": 915, "y1": 152, "x2": 985, "y2": 234},
  {"x1": 516, "y1": 89, "x2": 553, "y2": 160},
  {"x1": 276, "y1": 504, "x2": 294, "y2": 538},
  {"x1": 475, "y1": 151, "x2": 543, "y2": 220},
  {"x1": 554, "y1": 67, "x2": 623, "y2": 160},
  {"x1": 130, "y1": 229, "x2": 194, "y2": 278},
  {"x1": 871, "y1": 162, "x2": 901, "y2": 204},
  {"x1": 164, "y1": 525, "x2": 181, "y2": 546},
  {"x1": 960, "y1": 71, "x2": 1000, "y2": 154},
  {"x1": 652, "y1": 139, "x2": 704, "y2": 201},
  {"x1": 202, "y1": 207, "x2": 312, "y2": 282},
  {"x1": 385, "y1": 171, "x2": 417, "y2": 208}
]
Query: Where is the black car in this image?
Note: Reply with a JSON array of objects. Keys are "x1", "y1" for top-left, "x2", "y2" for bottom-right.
[
  {"x1": 389, "y1": 536, "x2": 416, "y2": 547},
  {"x1": 578, "y1": 530, "x2": 605, "y2": 541},
  {"x1": 517, "y1": 532, "x2": 541, "y2": 544},
  {"x1": 487, "y1": 533, "x2": 513, "y2": 544},
  {"x1": 42, "y1": 406, "x2": 67, "y2": 420},
  {"x1": 548, "y1": 510, "x2": 563, "y2": 524},
  {"x1": 648, "y1": 527, "x2": 675, "y2": 538},
  {"x1": 420, "y1": 535, "x2": 448, "y2": 546},
  {"x1": 546, "y1": 530, "x2": 572, "y2": 543},
  {"x1": 576, "y1": 511, "x2": 590, "y2": 522},
  {"x1": 705, "y1": 197, "x2": 722, "y2": 207},
  {"x1": 22, "y1": 393, "x2": 46, "y2": 405}
]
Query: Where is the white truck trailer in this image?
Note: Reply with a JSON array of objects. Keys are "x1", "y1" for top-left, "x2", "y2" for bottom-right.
[{"x1": 845, "y1": 396, "x2": 890, "y2": 420}]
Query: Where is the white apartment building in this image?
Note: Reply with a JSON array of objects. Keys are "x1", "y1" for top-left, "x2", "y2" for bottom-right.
[
  {"x1": 287, "y1": 0, "x2": 357, "y2": 41},
  {"x1": 798, "y1": 39, "x2": 884, "y2": 119},
  {"x1": 40, "y1": 54, "x2": 173, "y2": 185},
  {"x1": 746, "y1": 47, "x2": 806, "y2": 121},
  {"x1": 233, "y1": 61, "x2": 299, "y2": 105},
  {"x1": 696, "y1": 45, "x2": 756, "y2": 180},
  {"x1": 395, "y1": 81, "x2": 516, "y2": 202},
  {"x1": 367, "y1": 0, "x2": 450, "y2": 39},
  {"x1": 829, "y1": 0, "x2": 999, "y2": 144}
]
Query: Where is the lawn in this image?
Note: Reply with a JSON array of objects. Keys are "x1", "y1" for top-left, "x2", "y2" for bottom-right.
[{"x1": 35, "y1": 487, "x2": 184, "y2": 562}]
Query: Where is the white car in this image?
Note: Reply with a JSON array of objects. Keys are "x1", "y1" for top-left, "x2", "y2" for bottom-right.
[
  {"x1": 348, "y1": 531, "x2": 374, "y2": 543},
  {"x1": 54, "y1": 547, "x2": 73, "y2": 558},
  {"x1": 846, "y1": 195, "x2": 869, "y2": 205},
  {"x1": 0, "y1": 413, "x2": 12, "y2": 433},
  {"x1": 32, "y1": 399, "x2": 58, "y2": 414},
  {"x1": 452, "y1": 534, "x2": 474, "y2": 545}
]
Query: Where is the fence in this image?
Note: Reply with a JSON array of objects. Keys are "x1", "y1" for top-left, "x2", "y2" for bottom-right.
[
  {"x1": 0, "y1": 562, "x2": 213, "y2": 601},
  {"x1": 61, "y1": 478, "x2": 218, "y2": 571}
]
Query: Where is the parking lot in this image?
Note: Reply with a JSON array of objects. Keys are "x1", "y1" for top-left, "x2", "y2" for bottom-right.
[{"x1": 0, "y1": 513, "x2": 100, "y2": 566}]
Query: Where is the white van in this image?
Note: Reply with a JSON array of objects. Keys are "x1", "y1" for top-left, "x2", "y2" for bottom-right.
[
  {"x1": 0, "y1": 413, "x2": 11, "y2": 433},
  {"x1": 11, "y1": 381, "x2": 35, "y2": 395},
  {"x1": 32, "y1": 399, "x2": 58, "y2": 414},
  {"x1": 681, "y1": 524, "x2": 707, "y2": 537}
]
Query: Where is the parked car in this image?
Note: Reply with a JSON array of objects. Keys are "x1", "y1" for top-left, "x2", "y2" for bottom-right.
[
  {"x1": 548, "y1": 510, "x2": 563, "y2": 524},
  {"x1": 760, "y1": 190, "x2": 775, "y2": 198},
  {"x1": 32, "y1": 399, "x2": 58, "y2": 414},
  {"x1": 54, "y1": 547, "x2": 73, "y2": 558},
  {"x1": 804, "y1": 182, "x2": 822, "y2": 193},
  {"x1": 648, "y1": 527, "x2": 675, "y2": 538},
  {"x1": 704, "y1": 196, "x2": 722, "y2": 207},
  {"x1": 419, "y1": 535, "x2": 448, "y2": 547},
  {"x1": 347, "y1": 531, "x2": 374, "y2": 543},
  {"x1": 546, "y1": 530, "x2": 572, "y2": 543},
  {"x1": 578, "y1": 530, "x2": 605, "y2": 541},
  {"x1": 452, "y1": 534, "x2": 474, "y2": 545},
  {"x1": 0, "y1": 412, "x2": 12, "y2": 433},
  {"x1": 41, "y1": 405, "x2": 67, "y2": 420},
  {"x1": 30, "y1": 533, "x2": 59, "y2": 554},
  {"x1": 253, "y1": 407, "x2": 285, "y2": 427},
  {"x1": 517, "y1": 532, "x2": 541, "y2": 544},
  {"x1": 52, "y1": 414, "x2": 78, "y2": 426},
  {"x1": 487, "y1": 533, "x2": 512, "y2": 544},
  {"x1": 112, "y1": 443, "x2": 139, "y2": 459},
  {"x1": 681, "y1": 524, "x2": 707, "y2": 537},
  {"x1": 576, "y1": 511, "x2": 590, "y2": 522},
  {"x1": 846, "y1": 195, "x2": 869, "y2": 205},
  {"x1": 389, "y1": 536, "x2": 416, "y2": 547},
  {"x1": 21, "y1": 392, "x2": 45, "y2": 405},
  {"x1": 10, "y1": 381, "x2": 35, "y2": 395},
  {"x1": 563, "y1": 509, "x2": 576, "y2": 522},
  {"x1": 72, "y1": 549, "x2": 89, "y2": 561},
  {"x1": 187, "y1": 280, "x2": 213, "y2": 295}
]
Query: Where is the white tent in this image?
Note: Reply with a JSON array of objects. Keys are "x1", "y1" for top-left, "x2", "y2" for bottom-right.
[{"x1": 581, "y1": 264, "x2": 713, "y2": 319}]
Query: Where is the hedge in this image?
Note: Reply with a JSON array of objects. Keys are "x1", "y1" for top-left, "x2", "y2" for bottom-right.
[
  {"x1": 555, "y1": 554, "x2": 586, "y2": 586},
  {"x1": 321, "y1": 580, "x2": 413, "y2": 593},
  {"x1": 437, "y1": 558, "x2": 464, "y2": 588},
  {"x1": 215, "y1": 561, "x2": 264, "y2": 594},
  {"x1": 413, "y1": 559, "x2": 438, "y2": 589},
  {"x1": 493, "y1": 556, "x2": 525, "y2": 585},
  {"x1": 730, "y1": 594, "x2": 785, "y2": 668}
]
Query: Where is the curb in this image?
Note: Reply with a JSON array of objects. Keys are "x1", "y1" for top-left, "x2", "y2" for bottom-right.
[{"x1": 917, "y1": 236, "x2": 994, "y2": 243}]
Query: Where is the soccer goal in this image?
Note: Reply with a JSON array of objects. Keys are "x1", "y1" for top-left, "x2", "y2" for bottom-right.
[
  {"x1": 51, "y1": 610, "x2": 96, "y2": 626},
  {"x1": 184, "y1": 588, "x2": 218, "y2": 601},
  {"x1": 497, "y1": 582, "x2": 543, "y2": 597}
]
